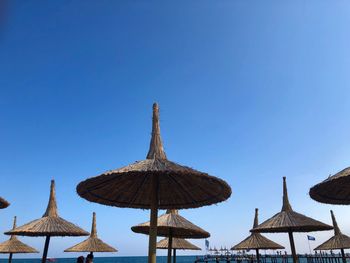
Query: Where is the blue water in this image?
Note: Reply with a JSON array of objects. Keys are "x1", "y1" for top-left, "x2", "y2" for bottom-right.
[{"x1": 0, "y1": 256, "x2": 197, "y2": 263}]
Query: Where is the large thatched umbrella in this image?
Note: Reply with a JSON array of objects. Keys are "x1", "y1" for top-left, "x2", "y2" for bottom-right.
[
  {"x1": 0, "y1": 216, "x2": 38, "y2": 263},
  {"x1": 251, "y1": 177, "x2": 332, "y2": 263},
  {"x1": 64, "y1": 212, "x2": 117, "y2": 254},
  {"x1": 0, "y1": 197, "x2": 9, "y2": 209},
  {"x1": 131, "y1": 209, "x2": 209, "y2": 263},
  {"x1": 310, "y1": 167, "x2": 350, "y2": 204},
  {"x1": 232, "y1": 208, "x2": 284, "y2": 263},
  {"x1": 76, "y1": 103, "x2": 231, "y2": 263},
  {"x1": 157, "y1": 237, "x2": 200, "y2": 263},
  {"x1": 315, "y1": 210, "x2": 350, "y2": 263},
  {"x1": 5, "y1": 180, "x2": 89, "y2": 263}
]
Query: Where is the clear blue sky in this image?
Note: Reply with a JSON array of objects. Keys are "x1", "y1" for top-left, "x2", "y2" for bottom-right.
[{"x1": 1, "y1": 0, "x2": 350, "y2": 259}]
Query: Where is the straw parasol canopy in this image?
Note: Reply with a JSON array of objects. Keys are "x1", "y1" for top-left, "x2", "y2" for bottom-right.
[
  {"x1": 76, "y1": 103, "x2": 231, "y2": 263},
  {"x1": 310, "y1": 167, "x2": 350, "y2": 205},
  {"x1": 315, "y1": 210, "x2": 350, "y2": 263},
  {"x1": 0, "y1": 216, "x2": 38, "y2": 263},
  {"x1": 157, "y1": 238, "x2": 201, "y2": 250},
  {"x1": 132, "y1": 209, "x2": 209, "y2": 263},
  {"x1": 232, "y1": 208, "x2": 284, "y2": 262},
  {"x1": 251, "y1": 177, "x2": 332, "y2": 263},
  {"x1": 0, "y1": 197, "x2": 9, "y2": 209},
  {"x1": 65, "y1": 212, "x2": 117, "y2": 253},
  {"x1": 6, "y1": 180, "x2": 89, "y2": 263}
]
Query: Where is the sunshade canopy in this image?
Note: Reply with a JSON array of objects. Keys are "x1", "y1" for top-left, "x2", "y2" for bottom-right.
[
  {"x1": 252, "y1": 177, "x2": 333, "y2": 233},
  {"x1": 157, "y1": 238, "x2": 201, "y2": 250},
  {"x1": 0, "y1": 197, "x2": 9, "y2": 209},
  {"x1": 65, "y1": 212, "x2": 117, "y2": 253},
  {"x1": 76, "y1": 103, "x2": 231, "y2": 210},
  {"x1": 310, "y1": 167, "x2": 350, "y2": 205},
  {"x1": 131, "y1": 209, "x2": 210, "y2": 239},
  {"x1": 315, "y1": 210, "x2": 350, "y2": 250},
  {"x1": 232, "y1": 208, "x2": 284, "y2": 250},
  {"x1": 0, "y1": 217, "x2": 38, "y2": 254},
  {"x1": 6, "y1": 180, "x2": 89, "y2": 237}
]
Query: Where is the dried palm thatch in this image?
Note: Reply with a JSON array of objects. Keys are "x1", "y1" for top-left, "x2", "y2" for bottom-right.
[
  {"x1": 0, "y1": 216, "x2": 38, "y2": 263},
  {"x1": 0, "y1": 197, "x2": 9, "y2": 209},
  {"x1": 310, "y1": 167, "x2": 350, "y2": 204},
  {"x1": 232, "y1": 209, "x2": 283, "y2": 263},
  {"x1": 251, "y1": 177, "x2": 332, "y2": 263},
  {"x1": 314, "y1": 210, "x2": 350, "y2": 263},
  {"x1": 131, "y1": 209, "x2": 210, "y2": 239},
  {"x1": 157, "y1": 238, "x2": 201, "y2": 250},
  {"x1": 65, "y1": 212, "x2": 117, "y2": 253},
  {"x1": 5, "y1": 180, "x2": 89, "y2": 263},
  {"x1": 232, "y1": 208, "x2": 284, "y2": 250},
  {"x1": 76, "y1": 103, "x2": 231, "y2": 263}
]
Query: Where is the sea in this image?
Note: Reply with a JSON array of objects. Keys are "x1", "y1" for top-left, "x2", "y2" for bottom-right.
[{"x1": 0, "y1": 256, "x2": 197, "y2": 263}]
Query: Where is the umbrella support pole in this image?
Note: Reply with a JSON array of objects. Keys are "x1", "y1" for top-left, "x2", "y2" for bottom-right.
[
  {"x1": 42, "y1": 236, "x2": 51, "y2": 263},
  {"x1": 341, "y1": 249, "x2": 346, "y2": 263},
  {"x1": 173, "y1": 249, "x2": 176, "y2": 263},
  {"x1": 148, "y1": 175, "x2": 159, "y2": 263},
  {"x1": 167, "y1": 232, "x2": 173, "y2": 263},
  {"x1": 8, "y1": 253, "x2": 13, "y2": 263},
  {"x1": 288, "y1": 231, "x2": 298, "y2": 263},
  {"x1": 256, "y1": 249, "x2": 260, "y2": 263}
]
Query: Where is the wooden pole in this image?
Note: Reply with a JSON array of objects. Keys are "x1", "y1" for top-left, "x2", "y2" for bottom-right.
[
  {"x1": 340, "y1": 249, "x2": 346, "y2": 263},
  {"x1": 42, "y1": 236, "x2": 51, "y2": 263},
  {"x1": 167, "y1": 231, "x2": 173, "y2": 263},
  {"x1": 148, "y1": 174, "x2": 159, "y2": 263},
  {"x1": 256, "y1": 249, "x2": 260, "y2": 263},
  {"x1": 288, "y1": 231, "x2": 298, "y2": 263},
  {"x1": 173, "y1": 249, "x2": 176, "y2": 263},
  {"x1": 8, "y1": 253, "x2": 13, "y2": 263}
]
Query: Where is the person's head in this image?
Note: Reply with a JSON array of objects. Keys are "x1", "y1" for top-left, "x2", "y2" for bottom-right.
[{"x1": 77, "y1": 256, "x2": 84, "y2": 263}]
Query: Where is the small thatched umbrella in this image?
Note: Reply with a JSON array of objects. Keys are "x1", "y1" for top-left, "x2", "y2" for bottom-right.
[
  {"x1": 157, "y1": 237, "x2": 200, "y2": 263},
  {"x1": 65, "y1": 212, "x2": 117, "y2": 255},
  {"x1": 315, "y1": 210, "x2": 350, "y2": 263},
  {"x1": 251, "y1": 177, "x2": 332, "y2": 263},
  {"x1": 0, "y1": 216, "x2": 38, "y2": 263},
  {"x1": 0, "y1": 197, "x2": 9, "y2": 209},
  {"x1": 77, "y1": 103, "x2": 231, "y2": 263},
  {"x1": 132, "y1": 209, "x2": 209, "y2": 263},
  {"x1": 5, "y1": 180, "x2": 89, "y2": 263},
  {"x1": 310, "y1": 167, "x2": 350, "y2": 204},
  {"x1": 232, "y1": 208, "x2": 284, "y2": 263}
]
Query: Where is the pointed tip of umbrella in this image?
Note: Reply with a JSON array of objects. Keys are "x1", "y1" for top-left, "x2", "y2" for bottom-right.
[
  {"x1": 91, "y1": 212, "x2": 97, "y2": 238},
  {"x1": 281, "y1": 177, "x2": 293, "y2": 212},
  {"x1": 253, "y1": 208, "x2": 259, "y2": 228},
  {"x1": 42, "y1": 180, "x2": 59, "y2": 217},
  {"x1": 10, "y1": 216, "x2": 17, "y2": 240},
  {"x1": 166, "y1": 209, "x2": 178, "y2": 215},
  {"x1": 330, "y1": 210, "x2": 341, "y2": 235},
  {"x1": 146, "y1": 103, "x2": 167, "y2": 160}
]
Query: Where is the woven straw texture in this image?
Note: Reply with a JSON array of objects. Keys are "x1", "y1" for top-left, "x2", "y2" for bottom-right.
[
  {"x1": 252, "y1": 177, "x2": 332, "y2": 233},
  {"x1": 310, "y1": 167, "x2": 350, "y2": 204},
  {"x1": 77, "y1": 103, "x2": 231, "y2": 209},
  {"x1": 157, "y1": 238, "x2": 201, "y2": 250},
  {"x1": 6, "y1": 180, "x2": 89, "y2": 237},
  {"x1": 132, "y1": 209, "x2": 210, "y2": 239}
]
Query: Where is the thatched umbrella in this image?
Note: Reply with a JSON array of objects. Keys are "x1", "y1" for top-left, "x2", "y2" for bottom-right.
[
  {"x1": 65, "y1": 212, "x2": 117, "y2": 254},
  {"x1": 131, "y1": 209, "x2": 209, "y2": 263},
  {"x1": 232, "y1": 208, "x2": 284, "y2": 263},
  {"x1": 310, "y1": 167, "x2": 350, "y2": 204},
  {"x1": 0, "y1": 216, "x2": 38, "y2": 263},
  {"x1": 315, "y1": 210, "x2": 350, "y2": 263},
  {"x1": 76, "y1": 103, "x2": 231, "y2": 263},
  {"x1": 0, "y1": 197, "x2": 9, "y2": 209},
  {"x1": 251, "y1": 177, "x2": 332, "y2": 263},
  {"x1": 5, "y1": 180, "x2": 89, "y2": 263},
  {"x1": 157, "y1": 237, "x2": 200, "y2": 263}
]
